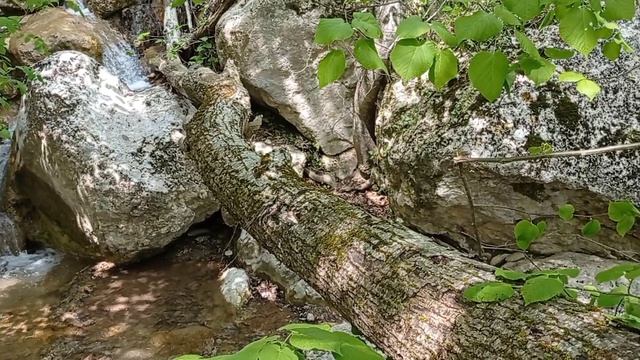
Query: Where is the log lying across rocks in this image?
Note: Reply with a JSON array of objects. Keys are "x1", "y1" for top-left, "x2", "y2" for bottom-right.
[{"x1": 148, "y1": 52, "x2": 640, "y2": 359}]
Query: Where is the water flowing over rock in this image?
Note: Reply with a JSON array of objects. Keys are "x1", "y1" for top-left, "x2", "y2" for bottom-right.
[
  {"x1": 9, "y1": 8, "x2": 103, "y2": 65},
  {"x1": 216, "y1": 0, "x2": 356, "y2": 157},
  {"x1": 9, "y1": 51, "x2": 219, "y2": 262},
  {"x1": 376, "y1": 20, "x2": 640, "y2": 257}
]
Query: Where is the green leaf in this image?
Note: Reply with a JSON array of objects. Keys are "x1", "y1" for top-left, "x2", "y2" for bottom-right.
[
  {"x1": 626, "y1": 301, "x2": 640, "y2": 318},
  {"x1": 334, "y1": 343, "x2": 384, "y2": 360},
  {"x1": 596, "y1": 264, "x2": 640, "y2": 283},
  {"x1": 582, "y1": 219, "x2": 602, "y2": 237},
  {"x1": 468, "y1": 51, "x2": 509, "y2": 102},
  {"x1": 396, "y1": 16, "x2": 430, "y2": 39},
  {"x1": 352, "y1": 12, "x2": 383, "y2": 39},
  {"x1": 526, "y1": 57, "x2": 555, "y2": 85},
  {"x1": 558, "y1": 204, "x2": 575, "y2": 221},
  {"x1": 495, "y1": 268, "x2": 529, "y2": 281},
  {"x1": 603, "y1": 40, "x2": 622, "y2": 61},
  {"x1": 259, "y1": 343, "x2": 298, "y2": 360},
  {"x1": 463, "y1": 281, "x2": 515, "y2": 303},
  {"x1": 455, "y1": 11, "x2": 503, "y2": 42},
  {"x1": 431, "y1": 21, "x2": 459, "y2": 48},
  {"x1": 317, "y1": 50, "x2": 346, "y2": 88},
  {"x1": 616, "y1": 214, "x2": 636, "y2": 237},
  {"x1": 544, "y1": 47, "x2": 575, "y2": 59},
  {"x1": 354, "y1": 38, "x2": 387, "y2": 72},
  {"x1": 557, "y1": 268, "x2": 581, "y2": 278},
  {"x1": 536, "y1": 220, "x2": 548, "y2": 235},
  {"x1": 315, "y1": 18, "x2": 354, "y2": 45},
  {"x1": 494, "y1": 5, "x2": 521, "y2": 26},
  {"x1": 390, "y1": 39, "x2": 436, "y2": 80},
  {"x1": 280, "y1": 323, "x2": 332, "y2": 332},
  {"x1": 288, "y1": 328, "x2": 343, "y2": 353},
  {"x1": 558, "y1": 71, "x2": 586, "y2": 82},
  {"x1": 608, "y1": 201, "x2": 640, "y2": 222},
  {"x1": 430, "y1": 48, "x2": 458, "y2": 90},
  {"x1": 521, "y1": 276, "x2": 565, "y2": 305},
  {"x1": 513, "y1": 219, "x2": 541, "y2": 250},
  {"x1": 626, "y1": 268, "x2": 640, "y2": 281},
  {"x1": 596, "y1": 286, "x2": 628, "y2": 308},
  {"x1": 0, "y1": 128, "x2": 10, "y2": 140},
  {"x1": 590, "y1": 0, "x2": 603, "y2": 11},
  {"x1": 602, "y1": 0, "x2": 636, "y2": 21},
  {"x1": 559, "y1": 7, "x2": 599, "y2": 55},
  {"x1": 516, "y1": 31, "x2": 540, "y2": 58},
  {"x1": 504, "y1": 0, "x2": 541, "y2": 21}
]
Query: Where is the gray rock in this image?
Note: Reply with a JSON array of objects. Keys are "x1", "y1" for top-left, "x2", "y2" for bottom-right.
[
  {"x1": 219, "y1": 267, "x2": 252, "y2": 308},
  {"x1": 0, "y1": 213, "x2": 23, "y2": 255},
  {"x1": 489, "y1": 253, "x2": 510, "y2": 267},
  {"x1": 86, "y1": 0, "x2": 137, "y2": 18},
  {"x1": 216, "y1": 0, "x2": 356, "y2": 156},
  {"x1": 236, "y1": 230, "x2": 323, "y2": 305},
  {"x1": 376, "y1": 18, "x2": 640, "y2": 257},
  {"x1": 10, "y1": 51, "x2": 218, "y2": 262}
]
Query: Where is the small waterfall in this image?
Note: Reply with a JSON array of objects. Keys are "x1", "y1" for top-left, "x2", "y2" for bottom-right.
[{"x1": 67, "y1": 0, "x2": 151, "y2": 91}]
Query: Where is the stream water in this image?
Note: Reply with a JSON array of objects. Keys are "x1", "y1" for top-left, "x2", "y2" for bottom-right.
[{"x1": 0, "y1": 228, "x2": 298, "y2": 360}]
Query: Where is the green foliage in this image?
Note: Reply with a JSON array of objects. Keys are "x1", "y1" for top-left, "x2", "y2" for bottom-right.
[
  {"x1": 514, "y1": 219, "x2": 545, "y2": 250},
  {"x1": 0, "y1": 1, "x2": 57, "y2": 107},
  {"x1": 454, "y1": 11, "x2": 503, "y2": 42},
  {"x1": 528, "y1": 142, "x2": 553, "y2": 155},
  {"x1": 463, "y1": 281, "x2": 515, "y2": 303},
  {"x1": 390, "y1": 39, "x2": 436, "y2": 81},
  {"x1": 318, "y1": 50, "x2": 346, "y2": 88},
  {"x1": 521, "y1": 276, "x2": 565, "y2": 305},
  {"x1": 354, "y1": 38, "x2": 387, "y2": 72},
  {"x1": 313, "y1": 0, "x2": 637, "y2": 100},
  {"x1": 608, "y1": 200, "x2": 640, "y2": 237},
  {"x1": 558, "y1": 204, "x2": 575, "y2": 221},
  {"x1": 558, "y1": 71, "x2": 601, "y2": 100},
  {"x1": 175, "y1": 323, "x2": 383, "y2": 360},
  {"x1": 582, "y1": 219, "x2": 602, "y2": 237}
]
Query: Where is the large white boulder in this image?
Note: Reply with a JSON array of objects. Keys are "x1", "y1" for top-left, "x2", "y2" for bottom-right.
[
  {"x1": 9, "y1": 51, "x2": 218, "y2": 262},
  {"x1": 376, "y1": 20, "x2": 640, "y2": 257},
  {"x1": 216, "y1": 0, "x2": 356, "y2": 156}
]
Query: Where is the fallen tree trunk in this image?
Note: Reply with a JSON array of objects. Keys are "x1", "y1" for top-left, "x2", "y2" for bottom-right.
[{"x1": 149, "y1": 53, "x2": 640, "y2": 359}]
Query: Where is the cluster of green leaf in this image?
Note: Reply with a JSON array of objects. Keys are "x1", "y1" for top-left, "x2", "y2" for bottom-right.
[
  {"x1": 188, "y1": 36, "x2": 219, "y2": 69},
  {"x1": 0, "y1": 0, "x2": 60, "y2": 108},
  {"x1": 465, "y1": 199, "x2": 640, "y2": 330},
  {"x1": 464, "y1": 263, "x2": 640, "y2": 329},
  {"x1": 175, "y1": 323, "x2": 384, "y2": 360},
  {"x1": 314, "y1": 0, "x2": 636, "y2": 102}
]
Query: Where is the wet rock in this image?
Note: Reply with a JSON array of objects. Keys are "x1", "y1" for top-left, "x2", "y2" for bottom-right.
[
  {"x1": 87, "y1": 0, "x2": 137, "y2": 18},
  {"x1": 10, "y1": 51, "x2": 218, "y2": 262},
  {"x1": 236, "y1": 230, "x2": 323, "y2": 305},
  {"x1": 216, "y1": 0, "x2": 356, "y2": 156},
  {"x1": 219, "y1": 267, "x2": 251, "y2": 308},
  {"x1": 9, "y1": 8, "x2": 103, "y2": 65},
  {"x1": 0, "y1": 213, "x2": 22, "y2": 255},
  {"x1": 0, "y1": 0, "x2": 26, "y2": 15},
  {"x1": 120, "y1": 1, "x2": 163, "y2": 41},
  {"x1": 376, "y1": 18, "x2": 640, "y2": 257},
  {"x1": 489, "y1": 253, "x2": 510, "y2": 267}
]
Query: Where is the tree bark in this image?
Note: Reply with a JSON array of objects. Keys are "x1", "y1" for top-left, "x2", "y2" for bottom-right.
[{"x1": 149, "y1": 54, "x2": 640, "y2": 360}]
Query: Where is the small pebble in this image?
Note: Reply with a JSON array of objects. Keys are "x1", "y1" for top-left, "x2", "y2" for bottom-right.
[
  {"x1": 224, "y1": 250, "x2": 233, "y2": 257},
  {"x1": 306, "y1": 313, "x2": 316, "y2": 322}
]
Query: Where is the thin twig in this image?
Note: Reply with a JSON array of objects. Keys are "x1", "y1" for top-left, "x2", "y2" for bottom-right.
[
  {"x1": 458, "y1": 163, "x2": 484, "y2": 257},
  {"x1": 454, "y1": 143, "x2": 640, "y2": 164}
]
